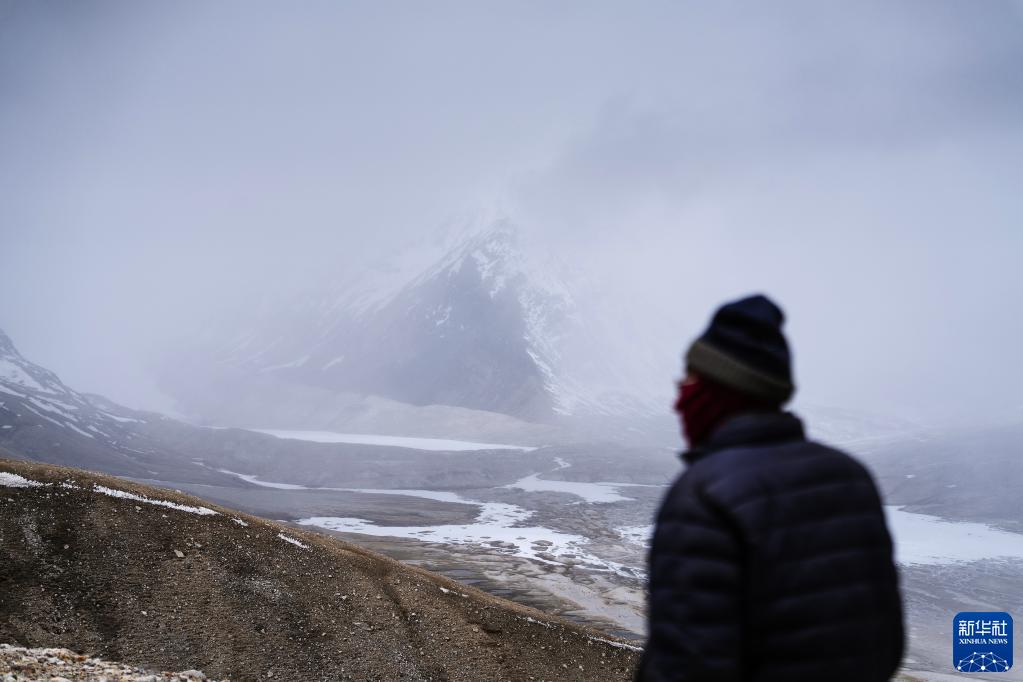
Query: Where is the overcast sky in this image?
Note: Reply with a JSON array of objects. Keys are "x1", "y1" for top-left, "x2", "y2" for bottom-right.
[{"x1": 1, "y1": 0, "x2": 1021, "y2": 424}]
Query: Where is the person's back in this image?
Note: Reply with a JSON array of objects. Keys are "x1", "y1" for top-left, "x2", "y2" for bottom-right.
[{"x1": 638, "y1": 295, "x2": 903, "y2": 681}]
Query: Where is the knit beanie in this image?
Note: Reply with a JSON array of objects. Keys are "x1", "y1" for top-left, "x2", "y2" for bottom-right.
[{"x1": 684, "y1": 294, "x2": 795, "y2": 405}]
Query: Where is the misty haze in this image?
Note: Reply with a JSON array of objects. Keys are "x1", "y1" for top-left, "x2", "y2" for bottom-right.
[{"x1": 2, "y1": 2, "x2": 1022, "y2": 681}]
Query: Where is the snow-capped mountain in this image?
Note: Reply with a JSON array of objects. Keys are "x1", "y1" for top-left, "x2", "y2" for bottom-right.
[
  {"x1": 0, "y1": 327, "x2": 246, "y2": 483},
  {"x1": 165, "y1": 220, "x2": 666, "y2": 429},
  {"x1": 0, "y1": 328, "x2": 148, "y2": 444}
]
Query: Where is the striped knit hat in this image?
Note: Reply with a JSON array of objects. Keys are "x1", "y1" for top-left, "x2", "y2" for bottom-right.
[{"x1": 685, "y1": 294, "x2": 795, "y2": 405}]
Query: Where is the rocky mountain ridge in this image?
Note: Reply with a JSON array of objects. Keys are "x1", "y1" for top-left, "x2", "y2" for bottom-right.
[{"x1": 0, "y1": 328, "x2": 246, "y2": 486}]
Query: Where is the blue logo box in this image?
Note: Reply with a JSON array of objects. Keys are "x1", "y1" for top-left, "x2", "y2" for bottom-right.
[{"x1": 953, "y1": 612, "x2": 1013, "y2": 673}]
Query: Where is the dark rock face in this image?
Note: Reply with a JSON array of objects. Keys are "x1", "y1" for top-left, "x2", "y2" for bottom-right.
[{"x1": 293, "y1": 249, "x2": 553, "y2": 420}]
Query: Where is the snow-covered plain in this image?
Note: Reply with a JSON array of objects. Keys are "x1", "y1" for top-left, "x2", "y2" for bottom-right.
[
  {"x1": 617, "y1": 525, "x2": 655, "y2": 548},
  {"x1": 218, "y1": 469, "x2": 314, "y2": 490},
  {"x1": 297, "y1": 487, "x2": 639, "y2": 577},
  {"x1": 504, "y1": 474, "x2": 633, "y2": 503},
  {"x1": 12, "y1": 460, "x2": 1023, "y2": 572},
  {"x1": 227, "y1": 467, "x2": 649, "y2": 574},
  {"x1": 885, "y1": 505, "x2": 1023, "y2": 565},
  {"x1": 300, "y1": 492, "x2": 1023, "y2": 572},
  {"x1": 503, "y1": 474, "x2": 663, "y2": 503},
  {"x1": 604, "y1": 510, "x2": 1023, "y2": 565},
  {"x1": 219, "y1": 470, "x2": 471, "y2": 501},
  {"x1": 250, "y1": 429, "x2": 537, "y2": 452}
]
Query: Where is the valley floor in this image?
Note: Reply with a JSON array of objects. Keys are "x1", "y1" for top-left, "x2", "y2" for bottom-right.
[{"x1": 0, "y1": 458, "x2": 641, "y2": 681}]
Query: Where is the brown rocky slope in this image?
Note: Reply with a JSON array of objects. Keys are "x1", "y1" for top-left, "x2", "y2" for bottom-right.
[{"x1": 0, "y1": 458, "x2": 640, "y2": 681}]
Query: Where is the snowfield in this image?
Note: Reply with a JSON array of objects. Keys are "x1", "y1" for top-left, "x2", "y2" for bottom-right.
[
  {"x1": 249, "y1": 429, "x2": 537, "y2": 452},
  {"x1": 217, "y1": 469, "x2": 314, "y2": 490},
  {"x1": 301, "y1": 490, "x2": 1023, "y2": 572},
  {"x1": 503, "y1": 474, "x2": 663, "y2": 503},
  {"x1": 297, "y1": 487, "x2": 640, "y2": 577},
  {"x1": 885, "y1": 505, "x2": 1023, "y2": 565},
  {"x1": 504, "y1": 474, "x2": 633, "y2": 503},
  {"x1": 8, "y1": 466, "x2": 1023, "y2": 571},
  {"x1": 0, "y1": 357, "x2": 47, "y2": 392},
  {"x1": 617, "y1": 525, "x2": 655, "y2": 548}
]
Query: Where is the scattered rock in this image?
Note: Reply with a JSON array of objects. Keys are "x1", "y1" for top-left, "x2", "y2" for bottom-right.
[{"x1": 0, "y1": 644, "x2": 221, "y2": 681}]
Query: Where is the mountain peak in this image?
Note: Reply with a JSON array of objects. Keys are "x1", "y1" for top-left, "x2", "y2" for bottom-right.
[
  {"x1": 0, "y1": 328, "x2": 151, "y2": 452},
  {"x1": 0, "y1": 327, "x2": 17, "y2": 357},
  {"x1": 423, "y1": 220, "x2": 533, "y2": 300},
  {"x1": 0, "y1": 327, "x2": 62, "y2": 395},
  {"x1": 162, "y1": 217, "x2": 661, "y2": 425}
]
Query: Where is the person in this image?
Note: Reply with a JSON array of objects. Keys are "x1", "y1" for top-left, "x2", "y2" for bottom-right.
[{"x1": 637, "y1": 294, "x2": 903, "y2": 681}]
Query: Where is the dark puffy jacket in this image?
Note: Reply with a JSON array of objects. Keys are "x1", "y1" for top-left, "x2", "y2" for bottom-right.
[{"x1": 637, "y1": 411, "x2": 903, "y2": 681}]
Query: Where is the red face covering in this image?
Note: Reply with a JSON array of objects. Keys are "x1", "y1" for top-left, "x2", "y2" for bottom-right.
[{"x1": 674, "y1": 373, "x2": 769, "y2": 447}]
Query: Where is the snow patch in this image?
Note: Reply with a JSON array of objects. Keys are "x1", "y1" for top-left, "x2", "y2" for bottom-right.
[
  {"x1": 250, "y1": 429, "x2": 536, "y2": 452},
  {"x1": 588, "y1": 636, "x2": 643, "y2": 652},
  {"x1": 886, "y1": 506, "x2": 1023, "y2": 565},
  {"x1": 102, "y1": 412, "x2": 143, "y2": 424},
  {"x1": 519, "y1": 616, "x2": 556, "y2": 629},
  {"x1": 65, "y1": 423, "x2": 97, "y2": 440},
  {"x1": 432, "y1": 304, "x2": 452, "y2": 326},
  {"x1": 0, "y1": 472, "x2": 44, "y2": 488},
  {"x1": 298, "y1": 488, "x2": 639, "y2": 577},
  {"x1": 334, "y1": 488, "x2": 467, "y2": 504},
  {"x1": 218, "y1": 469, "x2": 313, "y2": 490},
  {"x1": 617, "y1": 525, "x2": 654, "y2": 548},
  {"x1": 93, "y1": 485, "x2": 218, "y2": 516},
  {"x1": 277, "y1": 533, "x2": 309, "y2": 549},
  {"x1": 258, "y1": 355, "x2": 310, "y2": 372},
  {"x1": 218, "y1": 471, "x2": 473, "y2": 502},
  {"x1": 323, "y1": 355, "x2": 346, "y2": 370},
  {"x1": 0, "y1": 358, "x2": 45, "y2": 392},
  {"x1": 504, "y1": 474, "x2": 635, "y2": 503}
]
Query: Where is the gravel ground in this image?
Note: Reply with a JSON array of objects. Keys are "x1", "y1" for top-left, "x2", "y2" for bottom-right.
[{"x1": 0, "y1": 643, "x2": 219, "y2": 681}]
